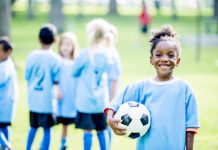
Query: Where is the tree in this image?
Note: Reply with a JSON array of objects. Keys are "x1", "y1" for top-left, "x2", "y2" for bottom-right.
[
  {"x1": 28, "y1": 0, "x2": 35, "y2": 19},
  {"x1": 171, "y1": 0, "x2": 177, "y2": 20},
  {"x1": 49, "y1": 0, "x2": 65, "y2": 33},
  {"x1": 214, "y1": 0, "x2": 218, "y2": 34},
  {"x1": 108, "y1": 0, "x2": 118, "y2": 15},
  {"x1": 11, "y1": 0, "x2": 17, "y2": 17},
  {"x1": 0, "y1": 0, "x2": 11, "y2": 37},
  {"x1": 215, "y1": 0, "x2": 218, "y2": 19}
]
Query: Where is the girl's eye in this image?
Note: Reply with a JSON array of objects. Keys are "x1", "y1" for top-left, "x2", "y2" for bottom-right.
[
  {"x1": 155, "y1": 54, "x2": 161, "y2": 57},
  {"x1": 168, "y1": 54, "x2": 175, "y2": 58}
]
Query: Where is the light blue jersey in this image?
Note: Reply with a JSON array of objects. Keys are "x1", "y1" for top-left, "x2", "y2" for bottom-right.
[
  {"x1": 0, "y1": 58, "x2": 18, "y2": 123},
  {"x1": 73, "y1": 48, "x2": 114, "y2": 113},
  {"x1": 55, "y1": 59, "x2": 77, "y2": 118},
  {"x1": 109, "y1": 78, "x2": 199, "y2": 150},
  {"x1": 25, "y1": 50, "x2": 61, "y2": 113},
  {"x1": 107, "y1": 51, "x2": 121, "y2": 99}
]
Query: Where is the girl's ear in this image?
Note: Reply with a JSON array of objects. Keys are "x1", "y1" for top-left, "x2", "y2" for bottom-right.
[
  {"x1": 176, "y1": 57, "x2": 181, "y2": 67},
  {"x1": 6, "y1": 49, "x2": 12, "y2": 57},
  {"x1": 53, "y1": 38, "x2": 57, "y2": 44},
  {"x1": 150, "y1": 56, "x2": 153, "y2": 65}
]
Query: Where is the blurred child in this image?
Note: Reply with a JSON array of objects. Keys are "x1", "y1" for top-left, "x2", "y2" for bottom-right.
[
  {"x1": 56, "y1": 32, "x2": 79, "y2": 150},
  {"x1": 25, "y1": 24, "x2": 61, "y2": 150},
  {"x1": 0, "y1": 37, "x2": 18, "y2": 150},
  {"x1": 105, "y1": 24, "x2": 121, "y2": 150},
  {"x1": 72, "y1": 18, "x2": 120, "y2": 150},
  {"x1": 107, "y1": 24, "x2": 121, "y2": 101},
  {"x1": 138, "y1": 0, "x2": 152, "y2": 34},
  {"x1": 105, "y1": 25, "x2": 200, "y2": 150}
]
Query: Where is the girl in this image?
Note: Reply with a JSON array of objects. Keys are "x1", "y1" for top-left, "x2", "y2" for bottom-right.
[
  {"x1": 56, "y1": 32, "x2": 79, "y2": 150},
  {"x1": 72, "y1": 18, "x2": 120, "y2": 150},
  {"x1": 106, "y1": 24, "x2": 121, "y2": 150},
  {"x1": 0, "y1": 37, "x2": 18, "y2": 150},
  {"x1": 105, "y1": 25, "x2": 200, "y2": 150}
]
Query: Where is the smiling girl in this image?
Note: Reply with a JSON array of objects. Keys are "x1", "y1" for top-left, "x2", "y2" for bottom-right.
[{"x1": 105, "y1": 25, "x2": 200, "y2": 150}]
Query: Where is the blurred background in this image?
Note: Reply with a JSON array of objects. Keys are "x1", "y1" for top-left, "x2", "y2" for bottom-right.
[{"x1": 0, "y1": 0, "x2": 218, "y2": 149}]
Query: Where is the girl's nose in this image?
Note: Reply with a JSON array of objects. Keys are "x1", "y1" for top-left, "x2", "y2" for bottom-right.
[{"x1": 160, "y1": 55, "x2": 169, "y2": 61}]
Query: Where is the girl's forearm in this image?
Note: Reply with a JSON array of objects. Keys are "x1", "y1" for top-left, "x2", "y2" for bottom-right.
[
  {"x1": 186, "y1": 131, "x2": 195, "y2": 150},
  {"x1": 110, "y1": 80, "x2": 118, "y2": 101}
]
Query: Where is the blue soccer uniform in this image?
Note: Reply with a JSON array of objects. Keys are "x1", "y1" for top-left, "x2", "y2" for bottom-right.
[
  {"x1": 55, "y1": 59, "x2": 77, "y2": 123},
  {"x1": 0, "y1": 58, "x2": 18, "y2": 149},
  {"x1": 25, "y1": 50, "x2": 61, "y2": 114},
  {"x1": 25, "y1": 49, "x2": 61, "y2": 150},
  {"x1": 107, "y1": 78, "x2": 200, "y2": 150}
]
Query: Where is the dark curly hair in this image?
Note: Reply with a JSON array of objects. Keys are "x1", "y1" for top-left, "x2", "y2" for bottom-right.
[
  {"x1": 39, "y1": 23, "x2": 57, "y2": 45},
  {"x1": 149, "y1": 24, "x2": 181, "y2": 56},
  {"x1": 0, "y1": 36, "x2": 13, "y2": 52}
]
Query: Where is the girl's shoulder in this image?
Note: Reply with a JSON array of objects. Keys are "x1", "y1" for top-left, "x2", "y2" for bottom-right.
[
  {"x1": 125, "y1": 79, "x2": 151, "y2": 91},
  {"x1": 0, "y1": 57, "x2": 14, "y2": 67},
  {"x1": 126, "y1": 78, "x2": 191, "y2": 89},
  {"x1": 61, "y1": 58, "x2": 74, "y2": 65},
  {"x1": 78, "y1": 48, "x2": 89, "y2": 56}
]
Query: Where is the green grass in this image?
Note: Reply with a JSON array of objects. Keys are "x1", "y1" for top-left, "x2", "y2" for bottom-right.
[{"x1": 9, "y1": 9, "x2": 218, "y2": 149}]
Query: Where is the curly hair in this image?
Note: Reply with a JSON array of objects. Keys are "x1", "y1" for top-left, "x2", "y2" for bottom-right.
[{"x1": 149, "y1": 24, "x2": 181, "y2": 56}]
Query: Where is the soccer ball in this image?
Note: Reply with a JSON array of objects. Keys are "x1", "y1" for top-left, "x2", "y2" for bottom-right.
[{"x1": 114, "y1": 101, "x2": 151, "y2": 139}]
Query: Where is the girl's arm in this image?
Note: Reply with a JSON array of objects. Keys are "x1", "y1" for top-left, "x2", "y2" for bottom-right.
[
  {"x1": 109, "y1": 80, "x2": 118, "y2": 101},
  {"x1": 186, "y1": 131, "x2": 195, "y2": 150},
  {"x1": 53, "y1": 84, "x2": 63, "y2": 100},
  {"x1": 72, "y1": 50, "x2": 88, "y2": 77}
]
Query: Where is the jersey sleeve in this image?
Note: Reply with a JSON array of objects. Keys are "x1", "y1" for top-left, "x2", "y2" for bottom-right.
[
  {"x1": 185, "y1": 84, "x2": 200, "y2": 129},
  {"x1": 51, "y1": 55, "x2": 61, "y2": 84},
  {"x1": 108, "y1": 54, "x2": 121, "y2": 81},
  {"x1": 72, "y1": 50, "x2": 88, "y2": 77},
  {"x1": 0, "y1": 66, "x2": 9, "y2": 87},
  {"x1": 0, "y1": 62, "x2": 10, "y2": 86},
  {"x1": 106, "y1": 83, "x2": 140, "y2": 112},
  {"x1": 25, "y1": 54, "x2": 33, "y2": 81}
]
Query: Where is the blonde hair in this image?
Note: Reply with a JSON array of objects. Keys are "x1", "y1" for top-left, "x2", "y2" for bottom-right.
[
  {"x1": 86, "y1": 18, "x2": 113, "y2": 48},
  {"x1": 59, "y1": 32, "x2": 79, "y2": 59},
  {"x1": 107, "y1": 23, "x2": 118, "y2": 50}
]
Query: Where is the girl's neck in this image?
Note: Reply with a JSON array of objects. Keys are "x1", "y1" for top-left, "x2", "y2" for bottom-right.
[
  {"x1": 0, "y1": 57, "x2": 8, "y2": 63},
  {"x1": 41, "y1": 44, "x2": 51, "y2": 50},
  {"x1": 153, "y1": 75, "x2": 174, "y2": 82},
  {"x1": 62, "y1": 56, "x2": 72, "y2": 60}
]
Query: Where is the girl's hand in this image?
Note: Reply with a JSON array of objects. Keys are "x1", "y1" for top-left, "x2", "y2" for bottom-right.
[
  {"x1": 54, "y1": 85, "x2": 63, "y2": 100},
  {"x1": 107, "y1": 110, "x2": 126, "y2": 135}
]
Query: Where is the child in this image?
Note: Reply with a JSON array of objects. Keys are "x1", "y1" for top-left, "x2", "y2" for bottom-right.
[
  {"x1": 72, "y1": 18, "x2": 120, "y2": 150},
  {"x1": 106, "y1": 24, "x2": 121, "y2": 150},
  {"x1": 0, "y1": 37, "x2": 18, "y2": 150},
  {"x1": 25, "y1": 24, "x2": 61, "y2": 150},
  {"x1": 56, "y1": 32, "x2": 79, "y2": 150},
  {"x1": 105, "y1": 25, "x2": 200, "y2": 150},
  {"x1": 107, "y1": 24, "x2": 121, "y2": 101},
  {"x1": 138, "y1": 0, "x2": 152, "y2": 34}
]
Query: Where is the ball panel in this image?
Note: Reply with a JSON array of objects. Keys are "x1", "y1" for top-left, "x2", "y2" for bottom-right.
[
  {"x1": 121, "y1": 114, "x2": 132, "y2": 126},
  {"x1": 140, "y1": 114, "x2": 149, "y2": 126},
  {"x1": 128, "y1": 133, "x2": 140, "y2": 139},
  {"x1": 127, "y1": 101, "x2": 139, "y2": 107}
]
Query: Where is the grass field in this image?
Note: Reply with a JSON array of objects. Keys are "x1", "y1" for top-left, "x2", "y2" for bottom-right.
[{"x1": 8, "y1": 8, "x2": 218, "y2": 149}]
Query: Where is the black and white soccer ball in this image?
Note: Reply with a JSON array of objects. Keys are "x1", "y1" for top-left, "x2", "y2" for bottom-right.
[{"x1": 114, "y1": 101, "x2": 151, "y2": 139}]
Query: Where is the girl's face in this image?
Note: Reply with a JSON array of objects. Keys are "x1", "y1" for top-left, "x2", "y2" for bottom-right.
[
  {"x1": 0, "y1": 44, "x2": 11, "y2": 61},
  {"x1": 60, "y1": 37, "x2": 74, "y2": 59},
  {"x1": 150, "y1": 41, "x2": 180, "y2": 81}
]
